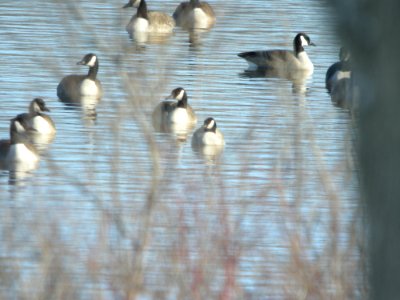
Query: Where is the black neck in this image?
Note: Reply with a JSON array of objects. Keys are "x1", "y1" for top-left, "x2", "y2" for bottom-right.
[
  {"x1": 294, "y1": 39, "x2": 304, "y2": 55},
  {"x1": 341, "y1": 60, "x2": 352, "y2": 72},
  {"x1": 29, "y1": 104, "x2": 38, "y2": 115},
  {"x1": 190, "y1": 0, "x2": 201, "y2": 7},
  {"x1": 177, "y1": 93, "x2": 188, "y2": 108},
  {"x1": 137, "y1": 0, "x2": 148, "y2": 19},
  {"x1": 87, "y1": 60, "x2": 99, "y2": 80}
]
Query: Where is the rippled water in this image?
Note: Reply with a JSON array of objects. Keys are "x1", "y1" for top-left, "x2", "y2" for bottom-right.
[{"x1": 0, "y1": 0, "x2": 360, "y2": 298}]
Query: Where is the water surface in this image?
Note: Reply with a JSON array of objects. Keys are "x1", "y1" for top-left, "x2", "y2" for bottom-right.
[{"x1": 0, "y1": 0, "x2": 360, "y2": 298}]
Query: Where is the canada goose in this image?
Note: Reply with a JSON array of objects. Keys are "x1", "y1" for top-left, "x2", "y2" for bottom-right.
[
  {"x1": 17, "y1": 98, "x2": 56, "y2": 135},
  {"x1": 152, "y1": 87, "x2": 197, "y2": 130},
  {"x1": 57, "y1": 53, "x2": 103, "y2": 103},
  {"x1": 123, "y1": 0, "x2": 175, "y2": 35},
  {"x1": 326, "y1": 47, "x2": 351, "y2": 92},
  {"x1": 0, "y1": 116, "x2": 39, "y2": 172},
  {"x1": 238, "y1": 33, "x2": 316, "y2": 72},
  {"x1": 173, "y1": 0, "x2": 216, "y2": 29},
  {"x1": 191, "y1": 117, "x2": 225, "y2": 146}
]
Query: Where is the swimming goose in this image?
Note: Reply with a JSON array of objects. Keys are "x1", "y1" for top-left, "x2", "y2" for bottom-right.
[
  {"x1": 123, "y1": 0, "x2": 175, "y2": 35},
  {"x1": 325, "y1": 47, "x2": 351, "y2": 92},
  {"x1": 57, "y1": 53, "x2": 103, "y2": 103},
  {"x1": 17, "y1": 98, "x2": 56, "y2": 135},
  {"x1": 173, "y1": 0, "x2": 216, "y2": 29},
  {"x1": 238, "y1": 33, "x2": 316, "y2": 72},
  {"x1": 152, "y1": 87, "x2": 197, "y2": 130},
  {"x1": 191, "y1": 117, "x2": 225, "y2": 146},
  {"x1": 0, "y1": 115, "x2": 39, "y2": 171}
]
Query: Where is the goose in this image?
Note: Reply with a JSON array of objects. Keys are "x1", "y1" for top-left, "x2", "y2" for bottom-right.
[
  {"x1": 57, "y1": 53, "x2": 103, "y2": 103},
  {"x1": 123, "y1": 0, "x2": 175, "y2": 35},
  {"x1": 326, "y1": 47, "x2": 351, "y2": 92},
  {"x1": 152, "y1": 87, "x2": 197, "y2": 130},
  {"x1": 191, "y1": 117, "x2": 225, "y2": 146},
  {"x1": 17, "y1": 98, "x2": 56, "y2": 135},
  {"x1": 238, "y1": 33, "x2": 316, "y2": 72},
  {"x1": 173, "y1": 0, "x2": 216, "y2": 30},
  {"x1": 0, "y1": 115, "x2": 39, "y2": 171}
]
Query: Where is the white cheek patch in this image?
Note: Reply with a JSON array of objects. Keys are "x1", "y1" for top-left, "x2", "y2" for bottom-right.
[
  {"x1": 33, "y1": 102, "x2": 41, "y2": 112},
  {"x1": 206, "y1": 119, "x2": 215, "y2": 129},
  {"x1": 14, "y1": 121, "x2": 26, "y2": 133},
  {"x1": 32, "y1": 116, "x2": 53, "y2": 134},
  {"x1": 300, "y1": 35, "x2": 309, "y2": 46},
  {"x1": 133, "y1": 0, "x2": 141, "y2": 8},
  {"x1": 87, "y1": 55, "x2": 97, "y2": 67},
  {"x1": 177, "y1": 89, "x2": 185, "y2": 101},
  {"x1": 80, "y1": 79, "x2": 98, "y2": 96},
  {"x1": 133, "y1": 17, "x2": 149, "y2": 32}
]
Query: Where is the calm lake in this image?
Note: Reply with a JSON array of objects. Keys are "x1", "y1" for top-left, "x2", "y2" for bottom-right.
[{"x1": 0, "y1": 0, "x2": 361, "y2": 298}]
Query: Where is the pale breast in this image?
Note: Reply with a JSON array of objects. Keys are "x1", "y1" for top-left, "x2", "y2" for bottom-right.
[
  {"x1": 170, "y1": 107, "x2": 190, "y2": 124},
  {"x1": 31, "y1": 116, "x2": 55, "y2": 134},
  {"x1": 333, "y1": 70, "x2": 351, "y2": 81},
  {"x1": 201, "y1": 130, "x2": 225, "y2": 146},
  {"x1": 80, "y1": 78, "x2": 99, "y2": 97},
  {"x1": 6, "y1": 144, "x2": 39, "y2": 172},
  {"x1": 130, "y1": 17, "x2": 149, "y2": 33},
  {"x1": 296, "y1": 52, "x2": 314, "y2": 72}
]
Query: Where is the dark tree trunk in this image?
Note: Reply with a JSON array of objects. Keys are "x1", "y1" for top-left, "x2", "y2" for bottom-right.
[{"x1": 332, "y1": 0, "x2": 400, "y2": 299}]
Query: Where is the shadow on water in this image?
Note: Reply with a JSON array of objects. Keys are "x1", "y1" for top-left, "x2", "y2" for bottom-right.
[
  {"x1": 191, "y1": 143, "x2": 224, "y2": 165},
  {"x1": 239, "y1": 68, "x2": 313, "y2": 95},
  {"x1": 0, "y1": 155, "x2": 39, "y2": 186},
  {"x1": 152, "y1": 118, "x2": 196, "y2": 143},
  {"x1": 28, "y1": 132, "x2": 56, "y2": 154},
  {"x1": 128, "y1": 31, "x2": 175, "y2": 47},
  {"x1": 188, "y1": 28, "x2": 213, "y2": 48},
  {"x1": 59, "y1": 96, "x2": 98, "y2": 124}
]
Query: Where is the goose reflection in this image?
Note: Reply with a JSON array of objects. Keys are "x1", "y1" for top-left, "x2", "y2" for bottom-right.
[
  {"x1": 192, "y1": 143, "x2": 224, "y2": 163},
  {"x1": 187, "y1": 28, "x2": 213, "y2": 48},
  {"x1": 7, "y1": 169, "x2": 36, "y2": 185},
  {"x1": 130, "y1": 31, "x2": 175, "y2": 46},
  {"x1": 26, "y1": 132, "x2": 55, "y2": 154},
  {"x1": 154, "y1": 121, "x2": 196, "y2": 142},
  {"x1": 0, "y1": 164, "x2": 36, "y2": 186},
  {"x1": 240, "y1": 68, "x2": 312, "y2": 94},
  {"x1": 60, "y1": 99, "x2": 98, "y2": 125}
]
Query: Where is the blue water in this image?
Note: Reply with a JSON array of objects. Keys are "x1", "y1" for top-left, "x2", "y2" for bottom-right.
[{"x1": 0, "y1": 0, "x2": 360, "y2": 298}]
